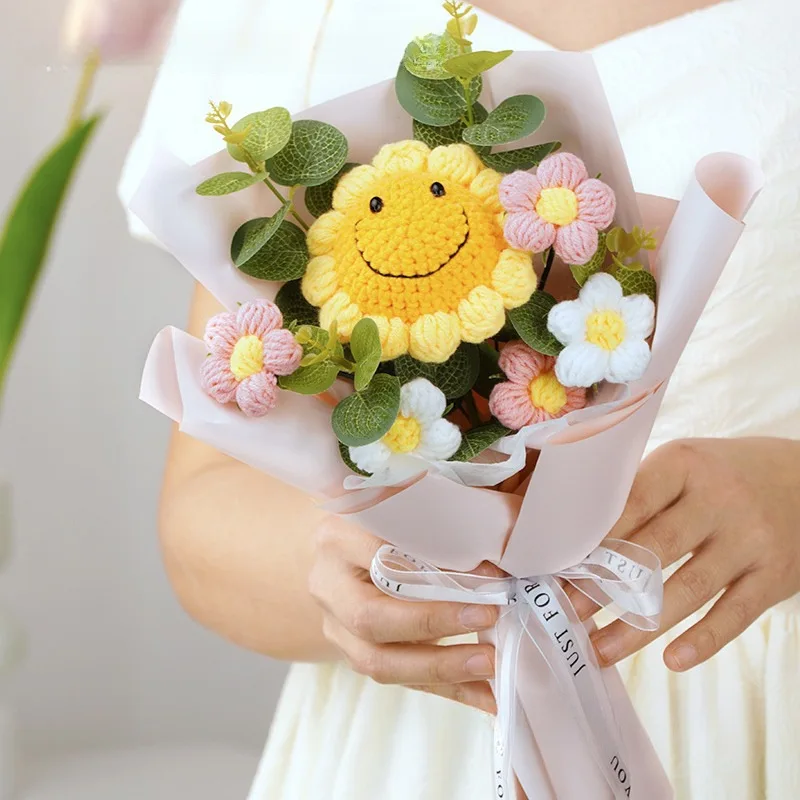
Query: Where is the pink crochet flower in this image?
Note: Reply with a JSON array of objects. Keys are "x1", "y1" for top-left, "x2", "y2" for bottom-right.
[
  {"x1": 499, "y1": 153, "x2": 616, "y2": 266},
  {"x1": 489, "y1": 341, "x2": 587, "y2": 429},
  {"x1": 200, "y1": 299, "x2": 302, "y2": 418}
]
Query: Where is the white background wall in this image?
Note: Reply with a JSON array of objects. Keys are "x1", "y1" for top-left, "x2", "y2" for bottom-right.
[{"x1": 0, "y1": 0, "x2": 287, "y2": 762}]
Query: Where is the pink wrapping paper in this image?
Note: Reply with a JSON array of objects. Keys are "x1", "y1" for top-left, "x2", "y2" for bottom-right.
[{"x1": 131, "y1": 53, "x2": 763, "y2": 800}]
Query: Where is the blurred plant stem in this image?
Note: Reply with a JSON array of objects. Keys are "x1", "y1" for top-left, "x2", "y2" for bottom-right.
[{"x1": 69, "y1": 50, "x2": 100, "y2": 130}]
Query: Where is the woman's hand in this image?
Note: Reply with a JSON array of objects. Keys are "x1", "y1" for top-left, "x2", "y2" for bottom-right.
[
  {"x1": 309, "y1": 516, "x2": 500, "y2": 713},
  {"x1": 578, "y1": 437, "x2": 800, "y2": 671}
]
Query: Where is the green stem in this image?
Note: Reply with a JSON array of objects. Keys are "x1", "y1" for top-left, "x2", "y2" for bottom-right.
[
  {"x1": 537, "y1": 248, "x2": 556, "y2": 292},
  {"x1": 289, "y1": 186, "x2": 310, "y2": 232},
  {"x1": 68, "y1": 50, "x2": 100, "y2": 131},
  {"x1": 463, "y1": 391, "x2": 480, "y2": 428}
]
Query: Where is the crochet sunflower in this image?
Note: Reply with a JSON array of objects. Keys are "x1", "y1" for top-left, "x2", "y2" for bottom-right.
[{"x1": 302, "y1": 140, "x2": 536, "y2": 363}]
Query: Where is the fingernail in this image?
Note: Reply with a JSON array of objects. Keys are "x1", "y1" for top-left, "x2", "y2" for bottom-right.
[
  {"x1": 460, "y1": 605, "x2": 496, "y2": 631},
  {"x1": 667, "y1": 644, "x2": 697, "y2": 671},
  {"x1": 465, "y1": 653, "x2": 494, "y2": 677},
  {"x1": 592, "y1": 631, "x2": 622, "y2": 665}
]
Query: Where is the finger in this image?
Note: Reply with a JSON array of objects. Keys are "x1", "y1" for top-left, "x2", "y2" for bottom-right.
[
  {"x1": 561, "y1": 581, "x2": 603, "y2": 622},
  {"x1": 314, "y1": 515, "x2": 384, "y2": 571},
  {"x1": 408, "y1": 682, "x2": 497, "y2": 715},
  {"x1": 591, "y1": 536, "x2": 746, "y2": 666},
  {"x1": 663, "y1": 573, "x2": 766, "y2": 671}
]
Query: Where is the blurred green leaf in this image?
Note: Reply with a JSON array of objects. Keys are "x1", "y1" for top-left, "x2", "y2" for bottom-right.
[
  {"x1": 443, "y1": 49, "x2": 512, "y2": 80},
  {"x1": 570, "y1": 232, "x2": 608, "y2": 287},
  {"x1": 507, "y1": 291, "x2": 563, "y2": 356},
  {"x1": 227, "y1": 108, "x2": 293, "y2": 164},
  {"x1": 275, "y1": 281, "x2": 319, "y2": 327},
  {"x1": 450, "y1": 420, "x2": 510, "y2": 462},
  {"x1": 480, "y1": 141, "x2": 560, "y2": 173},
  {"x1": 463, "y1": 95, "x2": 546, "y2": 147},
  {"x1": 196, "y1": 171, "x2": 262, "y2": 196},
  {"x1": 403, "y1": 34, "x2": 461, "y2": 80},
  {"x1": 350, "y1": 318, "x2": 382, "y2": 392},
  {"x1": 617, "y1": 267, "x2": 657, "y2": 303}
]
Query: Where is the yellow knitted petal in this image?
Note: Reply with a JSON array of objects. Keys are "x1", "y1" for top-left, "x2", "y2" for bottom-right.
[
  {"x1": 370, "y1": 315, "x2": 410, "y2": 360},
  {"x1": 458, "y1": 286, "x2": 506, "y2": 343},
  {"x1": 307, "y1": 210, "x2": 345, "y2": 257},
  {"x1": 428, "y1": 144, "x2": 484, "y2": 187},
  {"x1": 492, "y1": 249, "x2": 537, "y2": 309},
  {"x1": 332, "y1": 165, "x2": 380, "y2": 212},
  {"x1": 335, "y1": 302, "x2": 364, "y2": 339},
  {"x1": 409, "y1": 312, "x2": 461, "y2": 364},
  {"x1": 372, "y1": 140, "x2": 431, "y2": 174},
  {"x1": 319, "y1": 291, "x2": 352, "y2": 335},
  {"x1": 302, "y1": 255, "x2": 339, "y2": 307},
  {"x1": 470, "y1": 168, "x2": 504, "y2": 214}
]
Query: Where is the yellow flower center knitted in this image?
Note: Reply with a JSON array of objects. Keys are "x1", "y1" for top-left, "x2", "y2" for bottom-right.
[
  {"x1": 585, "y1": 311, "x2": 626, "y2": 351},
  {"x1": 535, "y1": 187, "x2": 579, "y2": 226},
  {"x1": 529, "y1": 371, "x2": 568, "y2": 414},
  {"x1": 230, "y1": 335, "x2": 264, "y2": 380},
  {"x1": 383, "y1": 415, "x2": 422, "y2": 453}
]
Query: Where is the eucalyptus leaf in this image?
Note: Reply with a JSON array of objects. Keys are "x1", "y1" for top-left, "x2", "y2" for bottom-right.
[
  {"x1": 394, "y1": 344, "x2": 480, "y2": 400},
  {"x1": 275, "y1": 280, "x2": 319, "y2": 327},
  {"x1": 0, "y1": 116, "x2": 99, "y2": 393},
  {"x1": 443, "y1": 49, "x2": 512, "y2": 80},
  {"x1": 617, "y1": 267, "x2": 657, "y2": 303},
  {"x1": 413, "y1": 104, "x2": 489, "y2": 152},
  {"x1": 463, "y1": 95, "x2": 546, "y2": 147},
  {"x1": 570, "y1": 232, "x2": 608, "y2": 287},
  {"x1": 332, "y1": 374, "x2": 401, "y2": 448},
  {"x1": 265, "y1": 120, "x2": 349, "y2": 187},
  {"x1": 507, "y1": 292, "x2": 563, "y2": 357},
  {"x1": 237, "y1": 221, "x2": 309, "y2": 281},
  {"x1": 450, "y1": 420, "x2": 510, "y2": 462},
  {"x1": 230, "y1": 205, "x2": 290, "y2": 267},
  {"x1": 480, "y1": 141, "x2": 561, "y2": 174},
  {"x1": 338, "y1": 441, "x2": 371, "y2": 477},
  {"x1": 403, "y1": 33, "x2": 461, "y2": 80},
  {"x1": 305, "y1": 163, "x2": 357, "y2": 218},
  {"x1": 395, "y1": 63, "x2": 482, "y2": 127},
  {"x1": 473, "y1": 341, "x2": 502, "y2": 398},
  {"x1": 227, "y1": 108, "x2": 293, "y2": 164},
  {"x1": 351, "y1": 318, "x2": 382, "y2": 392},
  {"x1": 196, "y1": 171, "x2": 262, "y2": 196},
  {"x1": 278, "y1": 359, "x2": 339, "y2": 395}
]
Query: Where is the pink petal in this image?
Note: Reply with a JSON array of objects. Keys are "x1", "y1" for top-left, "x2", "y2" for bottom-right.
[
  {"x1": 235, "y1": 371, "x2": 278, "y2": 417},
  {"x1": 575, "y1": 179, "x2": 617, "y2": 228},
  {"x1": 489, "y1": 382, "x2": 536, "y2": 430},
  {"x1": 498, "y1": 341, "x2": 548, "y2": 385},
  {"x1": 504, "y1": 211, "x2": 556, "y2": 253},
  {"x1": 263, "y1": 329, "x2": 303, "y2": 376},
  {"x1": 200, "y1": 355, "x2": 238, "y2": 404},
  {"x1": 563, "y1": 385, "x2": 589, "y2": 415},
  {"x1": 536, "y1": 153, "x2": 589, "y2": 190},
  {"x1": 204, "y1": 311, "x2": 239, "y2": 357},
  {"x1": 554, "y1": 220, "x2": 600, "y2": 266},
  {"x1": 237, "y1": 299, "x2": 283, "y2": 338},
  {"x1": 499, "y1": 171, "x2": 542, "y2": 213}
]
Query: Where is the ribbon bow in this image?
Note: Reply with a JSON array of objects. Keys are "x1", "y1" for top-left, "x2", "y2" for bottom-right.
[{"x1": 371, "y1": 539, "x2": 663, "y2": 800}]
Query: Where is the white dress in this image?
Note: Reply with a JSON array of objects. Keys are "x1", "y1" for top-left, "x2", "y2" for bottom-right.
[{"x1": 121, "y1": 0, "x2": 800, "y2": 797}]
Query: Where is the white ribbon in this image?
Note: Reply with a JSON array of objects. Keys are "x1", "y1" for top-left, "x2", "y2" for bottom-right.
[{"x1": 370, "y1": 540, "x2": 663, "y2": 800}]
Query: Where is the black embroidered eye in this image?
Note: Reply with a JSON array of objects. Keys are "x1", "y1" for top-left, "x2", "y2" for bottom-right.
[
  {"x1": 370, "y1": 196, "x2": 384, "y2": 213},
  {"x1": 430, "y1": 182, "x2": 446, "y2": 197}
]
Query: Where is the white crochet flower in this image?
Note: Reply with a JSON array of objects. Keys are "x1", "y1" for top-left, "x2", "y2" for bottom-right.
[
  {"x1": 350, "y1": 378, "x2": 462, "y2": 476},
  {"x1": 547, "y1": 273, "x2": 655, "y2": 388}
]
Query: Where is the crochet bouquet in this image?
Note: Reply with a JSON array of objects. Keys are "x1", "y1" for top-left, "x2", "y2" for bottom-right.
[{"x1": 131, "y1": 5, "x2": 762, "y2": 799}]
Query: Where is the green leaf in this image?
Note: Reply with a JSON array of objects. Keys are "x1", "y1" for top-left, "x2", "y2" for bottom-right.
[
  {"x1": 305, "y1": 163, "x2": 357, "y2": 218},
  {"x1": 617, "y1": 267, "x2": 657, "y2": 303},
  {"x1": 265, "y1": 120, "x2": 349, "y2": 188},
  {"x1": 413, "y1": 104, "x2": 489, "y2": 152},
  {"x1": 480, "y1": 141, "x2": 561, "y2": 173},
  {"x1": 450, "y1": 420, "x2": 511, "y2": 462},
  {"x1": 507, "y1": 292, "x2": 563, "y2": 357},
  {"x1": 237, "y1": 221, "x2": 309, "y2": 282},
  {"x1": 230, "y1": 205, "x2": 290, "y2": 267},
  {"x1": 275, "y1": 280, "x2": 319, "y2": 327},
  {"x1": 394, "y1": 344, "x2": 480, "y2": 400},
  {"x1": 196, "y1": 171, "x2": 262, "y2": 196},
  {"x1": 570, "y1": 232, "x2": 608, "y2": 287},
  {"x1": 278, "y1": 359, "x2": 339, "y2": 395},
  {"x1": 350, "y1": 318, "x2": 382, "y2": 392},
  {"x1": 332, "y1": 374, "x2": 401, "y2": 448},
  {"x1": 463, "y1": 95, "x2": 546, "y2": 147},
  {"x1": 0, "y1": 116, "x2": 100, "y2": 393},
  {"x1": 443, "y1": 49, "x2": 513, "y2": 80},
  {"x1": 395, "y1": 63, "x2": 482, "y2": 127},
  {"x1": 227, "y1": 108, "x2": 293, "y2": 164},
  {"x1": 403, "y1": 33, "x2": 461, "y2": 81},
  {"x1": 473, "y1": 341, "x2": 503, "y2": 398},
  {"x1": 338, "y1": 441, "x2": 371, "y2": 476}
]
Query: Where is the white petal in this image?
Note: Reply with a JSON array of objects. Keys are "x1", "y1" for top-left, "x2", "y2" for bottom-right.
[
  {"x1": 606, "y1": 339, "x2": 652, "y2": 384},
  {"x1": 416, "y1": 418, "x2": 463, "y2": 461},
  {"x1": 547, "y1": 299, "x2": 587, "y2": 346},
  {"x1": 578, "y1": 273, "x2": 623, "y2": 311},
  {"x1": 619, "y1": 294, "x2": 655, "y2": 340},
  {"x1": 350, "y1": 441, "x2": 392, "y2": 474},
  {"x1": 554, "y1": 342, "x2": 609, "y2": 388},
  {"x1": 400, "y1": 377, "x2": 447, "y2": 423}
]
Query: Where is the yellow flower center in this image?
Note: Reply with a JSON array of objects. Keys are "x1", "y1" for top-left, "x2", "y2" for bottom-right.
[
  {"x1": 229, "y1": 334, "x2": 264, "y2": 381},
  {"x1": 529, "y1": 371, "x2": 568, "y2": 415},
  {"x1": 535, "y1": 187, "x2": 579, "y2": 226},
  {"x1": 383, "y1": 414, "x2": 422, "y2": 454},
  {"x1": 585, "y1": 311, "x2": 626, "y2": 351}
]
